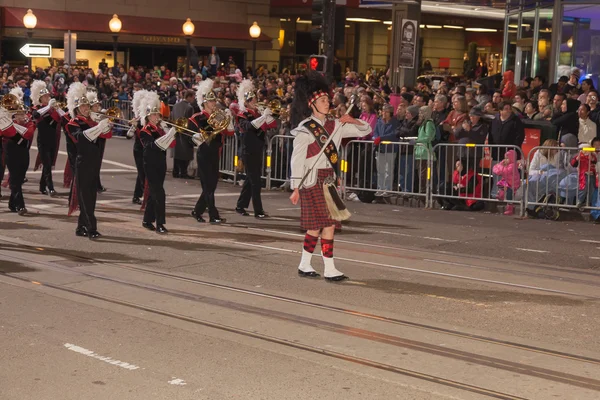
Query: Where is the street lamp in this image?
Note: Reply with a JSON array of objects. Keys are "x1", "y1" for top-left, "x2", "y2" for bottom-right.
[
  {"x1": 109, "y1": 14, "x2": 122, "y2": 73},
  {"x1": 23, "y1": 9, "x2": 37, "y2": 68},
  {"x1": 182, "y1": 18, "x2": 195, "y2": 76},
  {"x1": 249, "y1": 21, "x2": 261, "y2": 76}
]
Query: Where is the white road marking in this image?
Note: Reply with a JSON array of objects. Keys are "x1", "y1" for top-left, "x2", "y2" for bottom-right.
[
  {"x1": 515, "y1": 248, "x2": 549, "y2": 253},
  {"x1": 590, "y1": 257, "x2": 600, "y2": 260},
  {"x1": 168, "y1": 378, "x2": 187, "y2": 386},
  {"x1": 276, "y1": 207, "x2": 301, "y2": 211},
  {"x1": 64, "y1": 343, "x2": 139, "y2": 370},
  {"x1": 27, "y1": 168, "x2": 135, "y2": 175},
  {"x1": 31, "y1": 146, "x2": 137, "y2": 170},
  {"x1": 581, "y1": 239, "x2": 600, "y2": 244}
]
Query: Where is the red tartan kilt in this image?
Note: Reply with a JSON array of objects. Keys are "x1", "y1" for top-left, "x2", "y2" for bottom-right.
[{"x1": 299, "y1": 168, "x2": 341, "y2": 231}]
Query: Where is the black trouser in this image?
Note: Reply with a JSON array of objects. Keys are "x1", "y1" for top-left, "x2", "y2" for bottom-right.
[
  {"x1": 97, "y1": 139, "x2": 106, "y2": 190},
  {"x1": 5, "y1": 140, "x2": 29, "y2": 210},
  {"x1": 143, "y1": 158, "x2": 167, "y2": 225},
  {"x1": 38, "y1": 142, "x2": 56, "y2": 191},
  {"x1": 133, "y1": 148, "x2": 145, "y2": 199},
  {"x1": 236, "y1": 152, "x2": 264, "y2": 213},
  {"x1": 194, "y1": 150, "x2": 220, "y2": 219},
  {"x1": 76, "y1": 156, "x2": 100, "y2": 232},
  {"x1": 173, "y1": 159, "x2": 189, "y2": 177},
  {"x1": 0, "y1": 142, "x2": 5, "y2": 191}
]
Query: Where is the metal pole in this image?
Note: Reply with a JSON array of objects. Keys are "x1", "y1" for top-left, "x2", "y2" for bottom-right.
[
  {"x1": 185, "y1": 37, "x2": 191, "y2": 76},
  {"x1": 113, "y1": 35, "x2": 119, "y2": 73},
  {"x1": 252, "y1": 40, "x2": 257, "y2": 77},
  {"x1": 27, "y1": 30, "x2": 33, "y2": 69}
]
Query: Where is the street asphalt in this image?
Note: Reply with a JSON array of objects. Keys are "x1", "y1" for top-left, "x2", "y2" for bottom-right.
[{"x1": 1, "y1": 136, "x2": 599, "y2": 399}]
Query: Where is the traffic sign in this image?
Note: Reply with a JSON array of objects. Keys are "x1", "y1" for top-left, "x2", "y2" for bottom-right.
[{"x1": 20, "y1": 43, "x2": 52, "y2": 58}]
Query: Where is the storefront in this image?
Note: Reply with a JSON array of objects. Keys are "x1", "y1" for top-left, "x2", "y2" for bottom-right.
[
  {"x1": 0, "y1": 7, "x2": 272, "y2": 72},
  {"x1": 504, "y1": 0, "x2": 600, "y2": 86}
]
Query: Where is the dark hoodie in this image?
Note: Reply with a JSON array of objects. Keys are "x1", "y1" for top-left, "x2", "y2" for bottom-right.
[
  {"x1": 552, "y1": 98, "x2": 580, "y2": 139},
  {"x1": 489, "y1": 112, "x2": 524, "y2": 160}
]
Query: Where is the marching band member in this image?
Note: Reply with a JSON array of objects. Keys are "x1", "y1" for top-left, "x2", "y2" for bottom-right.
[
  {"x1": 61, "y1": 100, "x2": 75, "y2": 189},
  {"x1": 188, "y1": 79, "x2": 234, "y2": 224},
  {"x1": 130, "y1": 88, "x2": 147, "y2": 205},
  {"x1": 0, "y1": 90, "x2": 35, "y2": 214},
  {"x1": 65, "y1": 82, "x2": 112, "y2": 239},
  {"x1": 89, "y1": 89, "x2": 112, "y2": 192},
  {"x1": 138, "y1": 91, "x2": 176, "y2": 234},
  {"x1": 289, "y1": 71, "x2": 371, "y2": 281},
  {"x1": 235, "y1": 79, "x2": 277, "y2": 219},
  {"x1": 31, "y1": 80, "x2": 64, "y2": 196}
]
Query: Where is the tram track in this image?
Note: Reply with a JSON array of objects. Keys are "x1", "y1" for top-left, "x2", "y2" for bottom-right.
[
  {"x1": 1, "y1": 238, "x2": 600, "y2": 367},
  {"x1": 1, "y1": 249, "x2": 600, "y2": 397}
]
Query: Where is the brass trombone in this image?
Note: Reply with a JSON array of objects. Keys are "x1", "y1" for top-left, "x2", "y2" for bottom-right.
[
  {"x1": 257, "y1": 99, "x2": 283, "y2": 118},
  {"x1": 91, "y1": 107, "x2": 135, "y2": 129},
  {"x1": 162, "y1": 109, "x2": 231, "y2": 143}
]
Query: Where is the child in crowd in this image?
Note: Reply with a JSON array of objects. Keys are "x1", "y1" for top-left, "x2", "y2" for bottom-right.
[
  {"x1": 438, "y1": 158, "x2": 484, "y2": 211},
  {"x1": 493, "y1": 149, "x2": 522, "y2": 215},
  {"x1": 571, "y1": 138, "x2": 600, "y2": 210}
]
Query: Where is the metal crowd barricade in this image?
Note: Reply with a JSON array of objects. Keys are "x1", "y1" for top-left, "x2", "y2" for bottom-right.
[
  {"x1": 431, "y1": 143, "x2": 526, "y2": 215},
  {"x1": 524, "y1": 145, "x2": 600, "y2": 219},
  {"x1": 341, "y1": 139, "x2": 432, "y2": 206},
  {"x1": 265, "y1": 134, "x2": 295, "y2": 190},
  {"x1": 219, "y1": 134, "x2": 238, "y2": 185}
]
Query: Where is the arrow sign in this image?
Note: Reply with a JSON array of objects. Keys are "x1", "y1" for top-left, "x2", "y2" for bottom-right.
[{"x1": 20, "y1": 44, "x2": 52, "y2": 58}]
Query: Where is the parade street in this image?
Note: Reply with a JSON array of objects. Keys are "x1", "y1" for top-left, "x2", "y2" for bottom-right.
[{"x1": 1, "y1": 137, "x2": 600, "y2": 400}]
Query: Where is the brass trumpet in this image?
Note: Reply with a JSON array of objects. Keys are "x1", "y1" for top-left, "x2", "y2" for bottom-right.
[
  {"x1": 257, "y1": 99, "x2": 282, "y2": 118},
  {"x1": 53, "y1": 101, "x2": 67, "y2": 110},
  {"x1": 1, "y1": 94, "x2": 20, "y2": 111}
]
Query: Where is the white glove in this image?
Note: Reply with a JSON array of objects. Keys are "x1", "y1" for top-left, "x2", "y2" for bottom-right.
[
  {"x1": 48, "y1": 98, "x2": 57, "y2": 108},
  {"x1": 155, "y1": 127, "x2": 176, "y2": 151},
  {"x1": 261, "y1": 107, "x2": 272, "y2": 117},
  {"x1": 160, "y1": 121, "x2": 170, "y2": 131},
  {"x1": 251, "y1": 114, "x2": 268, "y2": 129},
  {"x1": 0, "y1": 115, "x2": 13, "y2": 131},
  {"x1": 83, "y1": 119, "x2": 110, "y2": 142},
  {"x1": 37, "y1": 103, "x2": 52, "y2": 116},
  {"x1": 192, "y1": 132, "x2": 204, "y2": 146},
  {"x1": 14, "y1": 123, "x2": 28, "y2": 135},
  {"x1": 57, "y1": 108, "x2": 66, "y2": 117},
  {"x1": 126, "y1": 125, "x2": 136, "y2": 139}
]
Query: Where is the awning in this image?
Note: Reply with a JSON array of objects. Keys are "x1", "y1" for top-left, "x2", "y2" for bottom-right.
[{"x1": 2, "y1": 7, "x2": 271, "y2": 42}]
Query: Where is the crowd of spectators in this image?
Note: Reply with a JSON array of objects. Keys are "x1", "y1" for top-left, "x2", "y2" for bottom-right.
[{"x1": 1, "y1": 58, "x2": 599, "y2": 223}]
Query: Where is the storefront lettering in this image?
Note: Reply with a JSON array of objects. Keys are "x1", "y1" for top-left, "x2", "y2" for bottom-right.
[{"x1": 142, "y1": 36, "x2": 182, "y2": 44}]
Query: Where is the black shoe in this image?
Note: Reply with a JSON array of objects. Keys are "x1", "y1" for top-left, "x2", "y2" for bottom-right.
[
  {"x1": 75, "y1": 227, "x2": 88, "y2": 237},
  {"x1": 324, "y1": 274, "x2": 349, "y2": 282},
  {"x1": 181, "y1": 174, "x2": 192, "y2": 179},
  {"x1": 23, "y1": 178, "x2": 28, "y2": 183},
  {"x1": 255, "y1": 211, "x2": 268, "y2": 219},
  {"x1": 142, "y1": 221, "x2": 156, "y2": 231},
  {"x1": 172, "y1": 174, "x2": 180, "y2": 178},
  {"x1": 195, "y1": 215, "x2": 206, "y2": 223},
  {"x1": 235, "y1": 207, "x2": 250, "y2": 216},
  {"x1": 156, "y1": 225, "x2": 168, "y2": 234},
  {"x1": 88, "y1": 231, "x2": 101, "y2": 240},
  {"x1": 17, "y1": 208, "x2": 27, "y2": 216},
  {"x1": 298, "y1": 270, "x2": 321, "y2": 278},
  {"x1": 594, "y1": 217, "x2": 600, "y2": 225},
  {"x1": 49, "y1": 189, "x2": 56, "y2": 197},
  {"x1": 210, "y1": 217, "x2": 226, "y2": 224},
  {"x1": 40, "y1": 189, "x2": 48, "y2": 195},
  {"x1": 191, "y1": 210, "x2": 197, "y2": 217},
  {"x1": 97, "y1": 186, "x2": 106, "y2": 193},
  {"x1": 132, "y1": 197, "x2": 142, "y2": 205}
]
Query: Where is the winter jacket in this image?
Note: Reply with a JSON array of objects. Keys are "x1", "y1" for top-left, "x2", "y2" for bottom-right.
[
  {"x1": 453, "y1": 169, "x2": 482, "y2": 207},
  {"x1": 414, "y1": 119, "x2": 436, "y2": 161},
  {"x1": 552, "y1": 99, "x2": 580, "y2": 139},
  {"x1": 488, "y1": 112, "x2": 524, "y2": 160},
  {"x1": 570, "y1": 150, "x2": 598, "y2": 190},
  {"x1": 373, "y1": 117, "x2": 399, "y2": 153},
  {"x1": 493, "y1": 149, "x2": 521, "y2": 190}
]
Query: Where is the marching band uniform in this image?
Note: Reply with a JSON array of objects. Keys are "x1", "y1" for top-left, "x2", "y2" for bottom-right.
[
  {"x1": 188, "y1": 79, "x2": 234, "y2": 224},
  {"x1": 235, "y1": 80, "x2": 277, "y2": 218},
  {"x1": 290, "y1": 72, "x2": 371, "y2": 281},
  {"x1": 138, "y1": 92, "x2": 176, "y2": 234},
  {"x1": 130, "y1": 89, "x2": 147, "y2": 205},
  {"x1": 88, "y1": 91, "x2": 112, "y2": 193},
  {"x1": 64, "y1": 82, "x2": 111, "y2": 239},
  {"x1": 0, "y1": 91, "x2": 35, "y2": 214},
  {"x1": 31, "y1": 80, "x2": 64, "y2": 196},
  {"x1": 61, "y1": 107, "x2": 75, "y2": 189}
]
